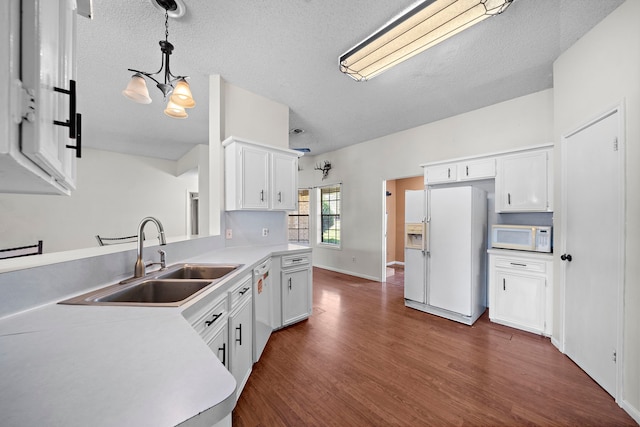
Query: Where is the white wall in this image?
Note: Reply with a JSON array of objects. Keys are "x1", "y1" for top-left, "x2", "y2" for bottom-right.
[
  {"x1": 299, "y1": 89, "x2": 553, "y2": 280},
  {"x1": 223, "y1": 82, "x2": 289, "y2": 150},
  {"x1": 0, "y1": 148, "x2": 198, "y2": 253},
  {"x1": 552, "y1": 0, "x2": 640, "y2": 419}
]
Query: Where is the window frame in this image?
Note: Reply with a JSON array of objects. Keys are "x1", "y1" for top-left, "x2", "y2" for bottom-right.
[
  {"x1": 287, "y1": 189, "x2": 310, "y2": 244},
  {"x1": 317, "y1": 184, "x2": 341, "y2": 249}
]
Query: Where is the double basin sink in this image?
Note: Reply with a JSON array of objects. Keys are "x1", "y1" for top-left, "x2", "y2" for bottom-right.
[{"x1": 60, "y1": 263, "x2": 242, "y2": 307}]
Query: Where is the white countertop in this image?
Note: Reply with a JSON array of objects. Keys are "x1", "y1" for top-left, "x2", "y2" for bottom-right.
[
  {"x1": 0, "y1": 244, "x2": 310, "y2": 427},
  {"x1": 487, "y1": 248, "x2": 554, "y2": 260}
]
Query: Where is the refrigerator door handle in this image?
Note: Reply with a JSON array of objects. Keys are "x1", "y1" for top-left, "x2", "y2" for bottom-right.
[{"x1": 424, "y1": 217, "x2": 431, "y2": 254}]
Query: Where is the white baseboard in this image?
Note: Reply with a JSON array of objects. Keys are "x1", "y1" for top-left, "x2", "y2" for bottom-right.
[
  {"x1": 386, "y1": 261, "x2": 404, "y2": 267},
  {"x1": 313, "y1": 263, "x2": 381, "y2": 282},
  {"x1": 620, "y1": 399, "x2": 640, "y2": 425}
]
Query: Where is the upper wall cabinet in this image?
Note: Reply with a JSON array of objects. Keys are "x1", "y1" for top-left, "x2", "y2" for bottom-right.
[
  {"x1": 224, "y1": 137, "x2": 301, "y2": 211},
  {"x1": 495, "y1": 149, "x2": 552, "y2": 213},
  {"x1": 0, "y1": 0, "x2": 82, "y2": 195},
  {"x1": 424, "y1": 158, "x2": 495, "y2": 185}
]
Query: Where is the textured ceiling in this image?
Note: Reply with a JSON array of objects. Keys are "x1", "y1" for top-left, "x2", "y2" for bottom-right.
[{"x1": 76, "y1": 0, "x2": 624, "y2": 160}]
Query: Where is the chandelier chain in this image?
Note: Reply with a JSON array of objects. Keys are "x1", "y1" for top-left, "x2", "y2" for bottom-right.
[{"x1": 164, "y1": 10, "x2": 169, "y2": 42}]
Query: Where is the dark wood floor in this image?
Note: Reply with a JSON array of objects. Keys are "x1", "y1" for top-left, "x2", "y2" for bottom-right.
[{"x1": 233, "y1": 267, "x2": 636, "y2": 426}]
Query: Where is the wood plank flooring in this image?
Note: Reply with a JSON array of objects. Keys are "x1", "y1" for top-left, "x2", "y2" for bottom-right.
[{"x1": 233, "y1": 267, "x2": 636, "y2": 426}]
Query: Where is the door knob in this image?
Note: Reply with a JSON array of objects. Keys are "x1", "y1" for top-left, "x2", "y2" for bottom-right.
[{"x1": 560, "y1": 254, "x2": 573, "y2": 262}]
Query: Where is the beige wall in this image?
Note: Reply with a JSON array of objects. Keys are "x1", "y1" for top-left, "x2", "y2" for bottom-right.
[{"x1": 553, "y1": 0, "x2": 640, "y2": 418}]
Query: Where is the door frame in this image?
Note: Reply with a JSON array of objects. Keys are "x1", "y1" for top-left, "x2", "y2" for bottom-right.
[{"x1": 559, "y1": 102, "x2": 626, "y2": 401}]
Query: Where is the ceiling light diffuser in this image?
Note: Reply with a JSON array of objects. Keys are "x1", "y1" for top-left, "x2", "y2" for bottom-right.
[{"x1": 339, "y1": 0, "x2": 513, "y2": 81}]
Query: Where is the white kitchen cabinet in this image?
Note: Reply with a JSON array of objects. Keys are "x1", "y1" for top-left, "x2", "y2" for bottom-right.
[
  {"x1": 281, "y1": 253, "x2": 313, "y2": 327},
  {"x1": 458, "y1": 158, "x2": 496, "y2": 181},
  {"x1": 488, "y1": 250, "x2": 553, "y2": 335},
  {"x1": 224, "y1": 137, "x2": 301, "y2": 211},
  {"x1": 271, "y1": 152, "x2": 298, "y2": 210},
  {"x1": 425, "y1": 163, "x2": 457, "y2": 185},
  {"x1": 0, "y1": 0, "x2": 81, "y2": 195},
  {"x1": 185, "y1": 293, "x2": 229, "y2": 365},
  {"x1": 424, "y1": 158, "x2": 495, "y2": 185},
  {"x1": 207, "y1": 319, "x2": 229, "y2": 369},
  {"x1": 495, "y1": 149, "x2": 552, "y2": 212},
  {"x1": 228, "y1": 276, "x2": 253, "y2": 400}
]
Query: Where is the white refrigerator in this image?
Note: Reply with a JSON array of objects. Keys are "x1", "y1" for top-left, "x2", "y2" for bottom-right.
[
  {"x1": 427, "y1": 186, "x2": 487, "y2": 322},
  {"x1": 404, "y1": 190, "x2": 426, "y2": 303},
  {"x1": 404, "y1": 185, "x2": 487, "y2": 325}
]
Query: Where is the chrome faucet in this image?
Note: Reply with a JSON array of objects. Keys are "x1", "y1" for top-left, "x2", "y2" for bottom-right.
[{"x1": 134, "y1": 217, "x2": 167, "y2": 278}]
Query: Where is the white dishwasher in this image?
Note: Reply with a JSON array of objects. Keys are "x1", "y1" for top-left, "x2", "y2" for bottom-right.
[{"x1": 252, "y1": 258, "x2": 272, "y2": 362}]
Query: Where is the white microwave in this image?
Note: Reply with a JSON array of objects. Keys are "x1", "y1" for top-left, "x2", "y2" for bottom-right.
[{"x1": 491, "y1": 225, "x2": 552, "y2": 253}]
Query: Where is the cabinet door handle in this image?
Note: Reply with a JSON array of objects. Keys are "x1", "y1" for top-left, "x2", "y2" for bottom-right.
[
  {"x1": 503, "y1": 278, "x2": 506, "y2": 291},
  {"x1": 65, "y1": 113, "x2": 82, "y2": 158},
  {"x1": 218, "y1": 342, "x2": 226, "y2": 366},
  {"x1": 239, "y1": 287, "x2": 250, "y2": 295},
  {"x1": 510, "y1": 262, "x2": 527, "y2": 267},
  {"x1": 53, "y1": 79, "x2": 77, "y2": 139},
  {"x1": 205, "y1": 312, "x2": 222, "y2": 327},
  {"x1": 236, "y1": 324, "x2": 242, "y2": 345},
  {"x1": 447, "y1": 168, "x2": 450, "y2": 178},
  {"x1": 260, "y1": 190, "x2": 265, "y2": 202},
  {"x1": 466, "y1": 165, "x2": 469, "y2": 176},
  {"x1": 507, "y1": 193, "x2": 511, "y2": 205},
  {"x1": 560, "y1": 254, "x2": 573, "y2": 262},
  {"x1": 288, "y1": 277, "x2": 292, "y2": 290},
  {"x1": 278, "y1": 191, "x2": 282, "y2": 202}
]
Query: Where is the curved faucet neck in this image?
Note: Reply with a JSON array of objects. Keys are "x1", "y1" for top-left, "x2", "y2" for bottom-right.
[{"x1": 134, "y1": 217, "x2": 167, "y2": 278}]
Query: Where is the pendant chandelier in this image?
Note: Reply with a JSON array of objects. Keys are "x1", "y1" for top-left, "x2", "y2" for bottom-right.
[{"x1": 122, "y1": 0, "x2": 195, "y2": 119}]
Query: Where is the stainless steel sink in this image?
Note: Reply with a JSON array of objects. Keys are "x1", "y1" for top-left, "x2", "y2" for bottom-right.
[
  {"x1": 157, "y1": 264, "x2": 239, "y2": 280},
  {"x1": 94, "y1": 279, "x2": 212, "y2": 304},
  {"x1": 59, "y1": 263, "x2": 243, "y2": 307}
]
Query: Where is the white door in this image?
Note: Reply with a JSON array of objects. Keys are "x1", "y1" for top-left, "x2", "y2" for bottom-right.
[{"x1": 562, "y1": 108, "x2": 622, "y2": 397}]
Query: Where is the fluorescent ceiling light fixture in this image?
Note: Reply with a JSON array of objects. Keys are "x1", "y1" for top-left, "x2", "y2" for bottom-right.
[{"x1": 339, "y1": 0, "x2": 513, "y2": 81}]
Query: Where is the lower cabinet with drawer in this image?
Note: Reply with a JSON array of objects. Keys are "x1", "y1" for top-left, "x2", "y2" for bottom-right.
[
  {"x1": 228, "y1": 275, "x2": 253, "y2": 400},
  {"x1": 186, "y1": 293, "x2": 229, "y2": 367},
  {"x1": 488, "y1": 250, "x2": 553, "y2": 335},
  {"x1": 272, "y1": 251, "x2": 313, "y2": 329}
]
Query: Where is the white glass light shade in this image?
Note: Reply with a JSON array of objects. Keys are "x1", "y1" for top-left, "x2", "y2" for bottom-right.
[
  {"x1": 164, "y1": 100, "x2": 188, "y2": 119},
  {"x1": 122, "y1": 74, "x2": 152, "y2": 104},
  {"x1": 340, "y1": 0, "x2": 512, "y2": 81},
  {"x1": 169, "y1": 79, "x2": 196, "y2": 108}
]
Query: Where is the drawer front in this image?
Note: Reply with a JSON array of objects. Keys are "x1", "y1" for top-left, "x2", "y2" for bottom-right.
[
  {"x1": 281, "y1": 253, "x2": 311, "y2": 268},
  {"x1": 229, "y1": 276, "x2": 252, "y2": 310},
  {"x1": 495, "y1": 257, "x2": 546, "y2": 273},
  {"x1": 191, "y1": 295, "x2": 228, "y2": 338}
]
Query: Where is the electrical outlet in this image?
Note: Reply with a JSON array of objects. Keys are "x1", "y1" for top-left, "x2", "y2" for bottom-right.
[
  {"x1": 262, "y1": 228, "x2": 269, "y2": 237},
  {"x1": 225, "y1": 229, "x2": 232, "y2": 239}
]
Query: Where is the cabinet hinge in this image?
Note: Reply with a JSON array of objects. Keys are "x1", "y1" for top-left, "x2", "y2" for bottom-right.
[
  {"x1": 11, "y1": 79, "x2": 36, "y2": 124},
  {"x1": 613, "y1": 138, "x2": 618, "y2": 152}
]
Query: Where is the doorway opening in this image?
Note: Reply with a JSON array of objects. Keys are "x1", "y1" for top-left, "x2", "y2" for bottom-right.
[{"x1": 383, "y1": 176, "x2": 424, "y2": 282}]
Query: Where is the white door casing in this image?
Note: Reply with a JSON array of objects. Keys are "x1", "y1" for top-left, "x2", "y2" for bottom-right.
[{"x1": 561, "y1": 105, "x2": 625, "y2": 399}]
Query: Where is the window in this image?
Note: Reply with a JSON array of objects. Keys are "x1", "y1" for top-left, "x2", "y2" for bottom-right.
[
  {"x1": 288, "y1": 189, "x2": 310, "y2": 244},
  {"x1": 319, "y1": 185, "x2": 341, "y2": 246}
]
